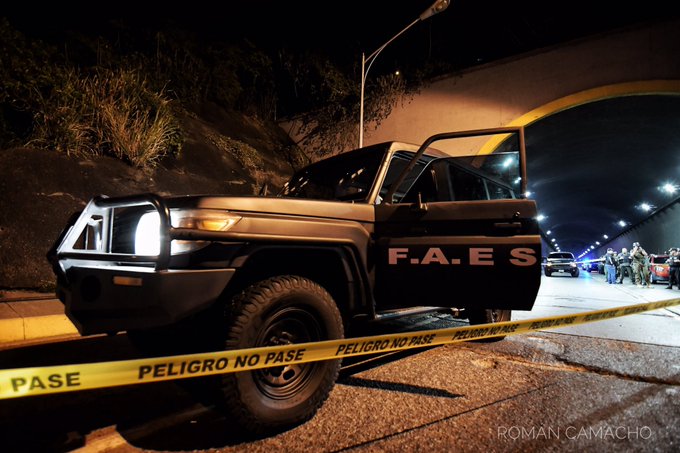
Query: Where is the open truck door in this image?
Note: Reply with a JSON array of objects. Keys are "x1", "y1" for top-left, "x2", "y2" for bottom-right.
[{"x1": 373, "y1": 127, "x2": 541, "y2": 312}]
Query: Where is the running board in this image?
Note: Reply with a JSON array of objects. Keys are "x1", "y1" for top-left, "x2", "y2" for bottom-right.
[{"x1": 373, "y1": 306, "x2": 461, "y2": 321}]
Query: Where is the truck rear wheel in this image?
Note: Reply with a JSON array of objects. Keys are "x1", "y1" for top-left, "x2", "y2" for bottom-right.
[
  {"x1": 221, "y1": 275, "x2": 343, "y2": 434},
  {"x1": 467, "y1": 308, "x2": 511, "y2": 342}
]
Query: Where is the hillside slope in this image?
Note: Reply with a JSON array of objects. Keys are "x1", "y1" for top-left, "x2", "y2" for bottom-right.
[{"x1": 0, "y1": 102, "x2": 301, "y2": 289}]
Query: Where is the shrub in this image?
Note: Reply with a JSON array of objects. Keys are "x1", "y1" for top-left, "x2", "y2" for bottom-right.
[{"x1": 30, "y1": 67, "x2": 183, "y2": 168}]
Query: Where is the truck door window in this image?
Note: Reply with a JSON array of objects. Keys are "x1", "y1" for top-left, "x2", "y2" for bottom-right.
[
  {"x1": 444, "y1": 152, "x2": 519, "y2": 201},
  {"x1": 400, "y1": 155, "x2": 518, "y2": 203},
  {"x1": 379, "y1": 151, "x2": 434, "y2": 203},
  {"x1": 448, "y1": 165, "x2": 487, "y2": 201},
  {"x1": 486, "y1": 180, "x2": 514, "y2": 199}
]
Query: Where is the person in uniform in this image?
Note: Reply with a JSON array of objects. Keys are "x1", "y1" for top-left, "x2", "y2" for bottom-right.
[
  {"x1": 604, "y1": 248, "x2": 618, "y2": 284},
  {"x1": 666, "y1": 248, "x2": 680, "y2": 289},
  {"x1": 642, "y1": 253, "x2": 652, "y2": 287},
  {"x1": 630, "y1": 242, "x2": 649, "y2": 288},
  {"x1": 616, "y1": 247, "x2": 633, "y2": 284}
]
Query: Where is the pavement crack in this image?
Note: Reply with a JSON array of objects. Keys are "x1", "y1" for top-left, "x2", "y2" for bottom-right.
[
  {"x1": 552, "y1": 356, "x2": 680, "y2": 386},
  {"x1": 464, "y1": 346, "x2": 680, "y2": 386}
]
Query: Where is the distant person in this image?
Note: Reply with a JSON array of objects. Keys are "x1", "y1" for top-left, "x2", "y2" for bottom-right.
[
  {"x1": 603, "y1": 255, "x2": 609, "y2": 281},
  {"x1": 631, "y1": 242, "x2": 649, "y2": 288},
  {"x1": 602, "y1": 252, "x2": 613, "y2": 281},
  {"x1": 666, "y1": 248, "x2": 680, "y2": 290},
  {"x1": 642, "y1": 254, "x2": 652, "y2": 287},
  {"x1": 604, "y1": 248, "x2": 617, "y2": 284},
  {"x1": 612, "y1": 249, "x2": 620, "y2": 281},
  {"x1": 616, "y1": 247, "x2": 633, "y2": 284}
]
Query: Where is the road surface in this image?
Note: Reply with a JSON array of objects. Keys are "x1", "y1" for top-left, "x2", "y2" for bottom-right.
[{"x1": 1, "y1": 272, "x2": 678, "y2": 452}]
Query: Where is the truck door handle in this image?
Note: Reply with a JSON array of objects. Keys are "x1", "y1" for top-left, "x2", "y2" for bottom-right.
[{"x1": 494, "y1": 222, "x2": 522, "y2": 229}]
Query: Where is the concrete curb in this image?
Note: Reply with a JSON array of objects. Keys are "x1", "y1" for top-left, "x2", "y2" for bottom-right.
[{"x1": 0, "y1": 293, "x2": 78, "y2": 345}]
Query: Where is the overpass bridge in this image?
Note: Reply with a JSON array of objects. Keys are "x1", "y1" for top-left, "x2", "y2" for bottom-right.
[{"x1": 355, "y1": 18, "x2": 680, "y2": 260}]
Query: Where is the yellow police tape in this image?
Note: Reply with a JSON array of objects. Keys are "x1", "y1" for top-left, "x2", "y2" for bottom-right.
[{"x1": 1, "y1": 298, "x2": 679, "y2": 400}]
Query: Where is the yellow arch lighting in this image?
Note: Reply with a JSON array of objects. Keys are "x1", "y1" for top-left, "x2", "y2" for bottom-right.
[{"x1": 479, "y1": 80, "x2": 680, "y2": 155}]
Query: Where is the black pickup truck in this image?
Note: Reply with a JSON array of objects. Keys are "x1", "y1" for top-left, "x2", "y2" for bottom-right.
[{"x1": 49, "y1": 126, "x2": 541, "y2": 434}]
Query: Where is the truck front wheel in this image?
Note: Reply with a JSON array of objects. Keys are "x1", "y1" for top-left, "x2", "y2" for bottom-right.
[
  {"x1": 466, "y1": 308, "x2": 511, "y2": 342},
  {"x1": 221, "y1": 275, "x2": 343, "y2": 435}
]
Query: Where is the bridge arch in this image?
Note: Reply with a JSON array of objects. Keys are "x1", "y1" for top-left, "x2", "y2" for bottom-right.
[
  {"x1": 480, "y1": 80, "x2": 680, "y2": 154},
  {"x1": 363, "y1": 18, "x2": 680, "y2": 150}
]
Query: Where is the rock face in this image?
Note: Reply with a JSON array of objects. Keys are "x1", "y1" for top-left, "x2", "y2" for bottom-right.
[{"x1": 0, "y1": 104, "x2": 299, "y2": 289}]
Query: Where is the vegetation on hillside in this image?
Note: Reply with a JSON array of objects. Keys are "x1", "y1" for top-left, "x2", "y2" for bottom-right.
[
  {"x1": 0, "y1": 16, "x2": 442, "y2": 290},
  {"x1": 277, "y1": 49, "x2": 421, "y2": 156},
  {"x1": 0, "y1": 17, "x2": 433, "y2": 166},
  {"x1": 29, "y1": 67, "x2": 183, "y2": 167}
]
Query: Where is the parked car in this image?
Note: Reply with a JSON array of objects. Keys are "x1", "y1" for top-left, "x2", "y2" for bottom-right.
[
  {"x1": 648, "y1": 254, "x2": 670, "y2": 284},
  {"x1": 544, "y1": 251, "x2": 579, "y2": 277},
  {"x1": 581, "y1": 259, "x2": 600, "y2": 272}
]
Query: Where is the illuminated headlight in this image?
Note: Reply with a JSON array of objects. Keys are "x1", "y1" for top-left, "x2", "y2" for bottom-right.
[
  {"x1": 135, "y1": 209, "x2": 241, "y2": 256},
  {"x1": 655, "y1": 266, "x2": 665, "y2": 272},
  {"x1": 546, "y1": 262, "x2": 553, "y2": 267},
  {"x1": 570, "y1": 262, "x2": 576, "y2": 267}
]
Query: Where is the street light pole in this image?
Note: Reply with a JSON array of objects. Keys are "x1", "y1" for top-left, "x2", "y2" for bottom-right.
[{"x1": 358, "y1": 0, "x2": 451, "y2": 148}]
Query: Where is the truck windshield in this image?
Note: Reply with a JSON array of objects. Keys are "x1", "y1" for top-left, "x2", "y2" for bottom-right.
[
  {"x1": 549, "y1": 253, "x2": 574, "y2": 259},
  {"x1": 279, "y1": 146, "x2": 386, "y2": 202}
]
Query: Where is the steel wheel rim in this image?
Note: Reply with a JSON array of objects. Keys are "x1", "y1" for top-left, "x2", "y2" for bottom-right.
[{"x1": 253, "y1": 306, "x2": 323, "y2": 400}]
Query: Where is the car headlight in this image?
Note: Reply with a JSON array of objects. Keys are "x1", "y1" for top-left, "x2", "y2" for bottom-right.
[
  {"x1": 570, "y1": 262, "x2": 576, "y2": 267},
  {"x1": 135, "y1": 209, "x2": 241, "y2": 256},
  {"x1": 655, "y1": 266, "x2": 665, "y2": 272}
]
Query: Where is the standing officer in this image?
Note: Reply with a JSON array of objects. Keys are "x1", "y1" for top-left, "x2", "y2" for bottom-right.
[
  {"x1": 616, "y1": 247, "x2": 633, "y2": 284},
  {"x1": 604, "y1": 248, "x2": 618, "y2": 284},
  {"x1": 631, "y1": 242, "x2": 649, "y2": 288},
  {"x1": 666, "y1": 248, "x2": 680, "y2": 289}
]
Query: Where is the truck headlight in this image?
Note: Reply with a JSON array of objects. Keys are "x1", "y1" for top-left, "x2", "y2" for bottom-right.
[
  {"x1": 570, "y1": 262, "x2": 576, "y2": 267},
  {"x1": 135, "y1": 209, "x2": 241, "y2": 256}
]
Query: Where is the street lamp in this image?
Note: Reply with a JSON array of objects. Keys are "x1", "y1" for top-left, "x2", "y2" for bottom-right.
[{"x1": 358, "y1": 0, "x2": 451, "y2": 148}]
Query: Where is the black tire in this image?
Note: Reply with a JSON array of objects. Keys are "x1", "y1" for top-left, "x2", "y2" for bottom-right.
[
  {"x1": 221, "y1": 275, "x2": 343, "y2": 435},
  {"x1": 467, "y1": 308, "x2": 512, "y2": 342},
  {"x1": 571, "y1": 269, "x2": 579, "y2": 277},
  {"x1": 544, "y1": 270, "x2": 552, "y2": 277}
]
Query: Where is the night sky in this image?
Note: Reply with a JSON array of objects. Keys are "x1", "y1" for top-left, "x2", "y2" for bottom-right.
[{"x1": 4, "y1": 0, "x2": 676, "y2": 78}]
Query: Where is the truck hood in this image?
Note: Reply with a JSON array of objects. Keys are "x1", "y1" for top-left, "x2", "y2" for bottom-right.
[{"x1": 165, "y1": 195, "x2": 376, "y2": 224}]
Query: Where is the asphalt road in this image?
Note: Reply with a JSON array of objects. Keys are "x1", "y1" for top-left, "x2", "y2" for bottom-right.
[
  {"x1": 1, "y1": 272, "x2": 679, "y2": 452},
  {"x1": 517, "y1": 269, "x2": 680, "y2": 346}
]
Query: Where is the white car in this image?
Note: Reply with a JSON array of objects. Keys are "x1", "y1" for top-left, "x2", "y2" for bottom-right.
[{"x1": 544, "y1": 252, "x2": 579, "y2": 277}]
